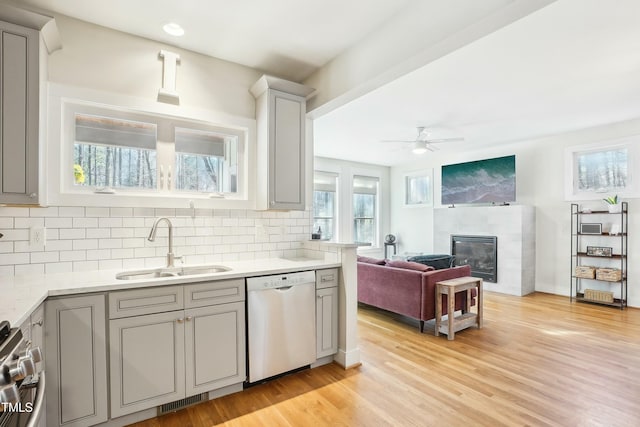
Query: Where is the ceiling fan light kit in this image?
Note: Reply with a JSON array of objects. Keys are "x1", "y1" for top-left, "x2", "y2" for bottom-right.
[
  {"x1": 383, "y1": 126, "x2": 464, "y2": 154},
  {"x1": 412, "y1": 141, "x2": 428, "y2": 154}
]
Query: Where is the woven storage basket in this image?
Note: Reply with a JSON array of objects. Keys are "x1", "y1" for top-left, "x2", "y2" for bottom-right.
[
  {"x1": 595, "y1": 268, "x2": 622, "y2": 282},
  {"x1": 584, "y1": 289, "x2": 614, "y2": 303},
  {"x1": 575, "y1": 266, "x2": 595, "y2": 279}
]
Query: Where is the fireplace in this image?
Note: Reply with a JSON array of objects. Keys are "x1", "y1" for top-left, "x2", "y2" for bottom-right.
[{"x1": 451, "y1": 235, "x2": 497, "y2": 283}]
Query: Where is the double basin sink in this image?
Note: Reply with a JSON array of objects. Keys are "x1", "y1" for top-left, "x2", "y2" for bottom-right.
[{"x1": 116, "y1": 265, "x2": 231, "y2": 280}]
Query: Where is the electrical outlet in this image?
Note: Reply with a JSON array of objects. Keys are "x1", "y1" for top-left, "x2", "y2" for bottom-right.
[{"x1": 30, "y1": 226, "x2": 46, "y2": 248}]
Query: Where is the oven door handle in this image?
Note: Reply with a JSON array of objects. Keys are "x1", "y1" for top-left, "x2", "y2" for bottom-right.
[{"x1": 26, "y1": 371, "x2": 45, "y2": 427}]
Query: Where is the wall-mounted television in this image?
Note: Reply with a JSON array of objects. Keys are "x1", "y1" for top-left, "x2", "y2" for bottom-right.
[{"x1": 441, "y1": 155, "x2": 516, "y2": 205}]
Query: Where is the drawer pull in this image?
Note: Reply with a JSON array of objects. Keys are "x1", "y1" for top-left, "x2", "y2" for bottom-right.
[{"x1": 321, "y1": 275, "x2": 335, "y2": 282}]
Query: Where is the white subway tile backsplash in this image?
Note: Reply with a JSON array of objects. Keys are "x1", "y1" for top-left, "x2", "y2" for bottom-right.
[
  {"x1": 86, "y1": 228, "x2": 110, "y2": 238},
  {"x1": 15, "y1": 263, "x2": 44, "y2": 275},
  {"x1": 30, "y1": 252, "x2": 59, "y2": 263},
  {"x1": 46, "y1": 217, "x2": 73, "y2": 228},
  {"x1": 86, "y1": 207, "x2": 110, "y2": 217},
  {"x1": 133, "y1": 207, "x2": 154, "y2": 217},
  {"x1": 0, "y1": 205, "x2": 313, "y2": 276},
  {"x1": 60, "y1": 251, "x2": 87, "y2": 262},
  {"x1": 0, "y1": 253, "x2": 30, "y2": 265},
  {"x1": 45, "y1": 262, "x2": 73, "y2": 274},
  {"x1": 29, "y1": 207, "x2": 59, "y2": 217},
  {"x1": 59, "y1": 207, "x2": 85, "y2": 217},
  {"x1": 110, "y1": 207, "x2": 133, "y2": 217},
  {"x1": 99, "y1": 217, "x2": 123, "y2": 228},
  {"x1": 99, "y1": 239, "x2": 123, "y2": 249},
  {"x1": 0, "y1": 265, "x2": 14, "y2": 276},
  {"x1": 73, "y1": 239, "x2": 98, "y2": 250},
  {"x1": 73, "y1": 260, "x2": 99, "y2": 271},
  {"x1": 111, "y1": 228, "x2": 135, "y2": 238},
  {"x1": 14, "y1": 218, "x2": 44, "y2": 228},
  {"x1": 73, "y1": 217, "x2": 99, "y2": 228},
  {"x1": 46, "y1": 240, "x2": 73, "y2": 251},
  {"x1": 0, "y1": 207, "x2": 29, "y2": 217},
  {"x1": 1, "y1": 229, "x2": 29, "y2": 241},
  {"x1": 86, "y1": 249, "x2": 111, "y2": 260},
  {"x1": 13, "y1": 242, "x2": 31, "y2": 253},
  {"x1": 60, "y1": 229, "x2": 86, "y2": 240}
]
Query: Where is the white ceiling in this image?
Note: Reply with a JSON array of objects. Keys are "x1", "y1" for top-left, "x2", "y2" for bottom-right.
[
  {"x1": 315, "y1": 0, "x2": 640, "y2": 165},
  {"x1": 17, "y1": 0, "x2": 413, "y2": 82},
  {"x1": 14, "y1": 0, "x2": 640, "y2": 167}
]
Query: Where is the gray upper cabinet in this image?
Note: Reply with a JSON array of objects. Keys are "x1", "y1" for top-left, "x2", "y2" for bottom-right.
[
  {"x1": 0, "y1": 20, "x2": 40, "y2": 205},
  {"x1": 251, "y1": 75, "x2": 314, "y2": 211}
]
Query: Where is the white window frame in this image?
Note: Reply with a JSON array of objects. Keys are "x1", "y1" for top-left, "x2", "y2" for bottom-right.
[
  {"x1": 46, "y1": 84, "x2": 255, "y2": 209},
  {"x1": 313, "y1": 171, "x2": 338, "y2": 241},
  {"x1": 564, "y1": 138, "x2": 639, "y2": 201},
  {"x1": 352, "y1": 174, "x2": 380, "y2": 248},
  {"x1": 403, "y1": 169, "x2": 433, "y2": 207}
]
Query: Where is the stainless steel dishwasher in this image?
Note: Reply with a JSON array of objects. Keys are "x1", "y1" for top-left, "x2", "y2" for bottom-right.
[{"x1": 246, "y1": 270, "x2": 316, "y2": 383}]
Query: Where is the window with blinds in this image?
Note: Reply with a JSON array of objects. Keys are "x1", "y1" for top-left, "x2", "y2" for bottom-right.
[
  {"x1": 70, "y1": 104, "x2": 243, "y2": 196},
  {"x1": 353, "y1": 175, "x2": 378, "y2": 245},
  {"x1": 313, "y1": 171, "x2": 338, "y2": 240}
]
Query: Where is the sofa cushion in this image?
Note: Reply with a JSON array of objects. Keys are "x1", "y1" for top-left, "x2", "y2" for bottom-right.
[
  {"x1": 357, "y1": 255, "x2": 386, "y2": 265},
  {"x1": 408, "y1": 254, "x2": 455, "y2": 270},
  {"x1": 386, "y1": 260, "x2": 435, "y2": 272}
]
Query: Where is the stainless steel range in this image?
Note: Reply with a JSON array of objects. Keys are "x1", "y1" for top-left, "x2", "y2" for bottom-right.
[{"x1": 0, "y1": 321, "x2": 45, "y2": 427}]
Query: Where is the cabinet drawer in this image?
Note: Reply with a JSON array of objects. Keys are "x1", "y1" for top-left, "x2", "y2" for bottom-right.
[
  {"x1": 316, "y1": 268, "x2": 339, "y2": 289},
  {"x1": 109, "y1": 286, "x2": 184, "y2": 319},
  {"x1": 184, "y1": 279, "x2": 245, "y2": 308}
]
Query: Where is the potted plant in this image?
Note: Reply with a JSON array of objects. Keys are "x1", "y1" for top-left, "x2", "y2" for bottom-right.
[{"x1": 603, "y1": 195, "x2": 621, "y2": 213}]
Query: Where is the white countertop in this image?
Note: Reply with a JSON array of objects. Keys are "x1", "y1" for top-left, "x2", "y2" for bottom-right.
[{"x1": 1, "y1": 257, "x2": 341, "y2": 327}]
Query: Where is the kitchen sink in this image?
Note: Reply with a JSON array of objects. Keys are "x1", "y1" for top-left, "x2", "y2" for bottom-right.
[{"x1": 116, "y1": 265, "x2": 231, "y2": 280}]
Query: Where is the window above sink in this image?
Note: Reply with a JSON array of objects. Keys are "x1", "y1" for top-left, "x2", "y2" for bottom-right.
[{"x1": 46, "y1": 84, "x2": 256, "y2": 209}]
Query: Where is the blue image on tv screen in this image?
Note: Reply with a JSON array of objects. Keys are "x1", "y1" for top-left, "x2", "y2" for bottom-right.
[{"x1": 441, "y1": 155, "x2": 516, "y2": 205}]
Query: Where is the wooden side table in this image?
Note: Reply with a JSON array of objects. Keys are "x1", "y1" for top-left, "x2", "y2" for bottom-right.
[{"x1": 435, "y1": 276, "x2": 483, "y2": 340}]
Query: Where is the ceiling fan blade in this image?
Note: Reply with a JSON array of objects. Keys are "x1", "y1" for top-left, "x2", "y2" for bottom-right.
[
  {"x1": 425, "y1": 137, "x2": 465, "y2": 144},
  {"x1": 380, "y1": 139, "x2": 417, "y2": 143}
]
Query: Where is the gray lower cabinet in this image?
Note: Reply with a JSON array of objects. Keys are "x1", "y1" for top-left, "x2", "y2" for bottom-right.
[
  {"x1": 45, "y1": 294, "x2": 108, "y2": 427},
  {"x1": 109, "y1": 280, "x2": 246, "y2": 418},
  {"x1": 109, "y1": 310, "x2": 186, "y2": 418},
  {"x1": 184, "y1": 302, "x2": 245, "y2": 396},
  {"x1": 316, "y1": 269, "x2": 339, "y2": 358}
]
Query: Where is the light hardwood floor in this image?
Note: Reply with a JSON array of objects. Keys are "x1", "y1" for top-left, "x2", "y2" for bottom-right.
[{"x1": 129, "y1": 292, "x2": 640, "y2": 427}]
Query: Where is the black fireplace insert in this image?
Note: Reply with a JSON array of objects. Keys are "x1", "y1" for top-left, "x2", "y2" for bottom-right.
[{"x1": 451, "y1": 235, "x2": 497, "y2": 282}]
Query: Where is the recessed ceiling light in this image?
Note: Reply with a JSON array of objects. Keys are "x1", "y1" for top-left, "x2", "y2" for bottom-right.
[{"x1": 163, "y1": 22, "x2": 184, "y2": 37}]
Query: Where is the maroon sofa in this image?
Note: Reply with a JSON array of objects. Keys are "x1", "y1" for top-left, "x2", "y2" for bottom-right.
[{"x1": 357, "y1": 257, "x2": 473, "y2": 332}]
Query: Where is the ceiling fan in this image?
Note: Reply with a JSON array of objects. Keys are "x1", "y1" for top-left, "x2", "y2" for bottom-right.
[{"x1": 382, "y1": 126, "x2": 464, "y2": 154}]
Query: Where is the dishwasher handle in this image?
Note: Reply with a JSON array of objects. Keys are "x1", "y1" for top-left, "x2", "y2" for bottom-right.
[{"x1": 275, "y1": 286, "x2": 293, "y2": 291}]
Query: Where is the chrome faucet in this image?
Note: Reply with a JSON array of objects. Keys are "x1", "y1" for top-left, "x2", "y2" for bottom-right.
[{"x1": 148, "y1": 217, "x2": 182, "y2": 267}]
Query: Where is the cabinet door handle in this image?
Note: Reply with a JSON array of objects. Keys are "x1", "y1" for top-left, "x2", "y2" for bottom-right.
[
  {"x1": 185, "y1": 316, "x2": 193, "y2": 322},
  {"x1": 32, "y1": 319, "x2": 43, "y2": 327},
  {"x1": 176, "y1": 318, "x2": 184, "y2": 324},
  {"x1": 29, "y1": 193, "x2": 37, "y2": 198}
]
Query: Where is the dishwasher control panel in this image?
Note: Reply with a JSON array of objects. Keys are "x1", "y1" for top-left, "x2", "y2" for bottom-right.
[{"x1": 246, "y1": 270, "x2": 316, "y2": 290}]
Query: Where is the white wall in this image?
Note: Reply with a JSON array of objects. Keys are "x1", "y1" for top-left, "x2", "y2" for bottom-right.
[
  {"x1": 48, "y1": 14, "x2": 260, "y2": 118},
  {"x1": 0, "y1": 14, "x2": 316, "y2": 277},
  {"x1": 390, "y1": 117, "x2": 640, "y2": 307},
  {"x1": 314, "y1": 157, "x2": 390, "y2": 259}
]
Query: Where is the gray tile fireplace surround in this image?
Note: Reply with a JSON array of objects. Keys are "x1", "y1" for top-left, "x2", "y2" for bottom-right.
[{"x1": 434, "y1": 205, "x2": 535, "y2": 296}]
